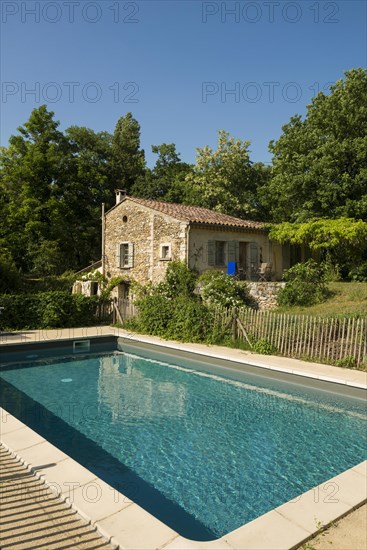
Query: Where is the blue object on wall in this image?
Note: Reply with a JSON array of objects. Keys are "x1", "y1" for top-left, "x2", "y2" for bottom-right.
[{"x1": 227, "y1": 262, "x2": 237, "y2": 276}]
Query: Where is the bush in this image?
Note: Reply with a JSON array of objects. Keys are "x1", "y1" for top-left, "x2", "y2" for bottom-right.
[
  {"x1": 348, "y1": 262, "x2": 367, "y2": 282},
  {"x1": 335, "y1": 355, "x2": 357, "y2": 369},
  {"x1": 0, "y1": 292, "x2": 100, "y2": 330},
  {"x1": 278, "y1": 260, "x2": 329, "y2": 306},
  {"x1": 21, "y1": 272, "x2": 77, "y2": 293},
  {"x1": 199, "y1": 270, "x2": 251, "y2": 308},
  {"x1": 252, "y1": 338, "x2": 277, "y2": 355},
  {"x1": 158, "y1": 261, "x2": 198, "y2": 298},
  {"x1": 0, "y1": 251, "x2": 21, "y2": 293},
  {"x1": 133, "y1": 294, "x2": 173, "y2": 336},
  {"x1": 131, "y1": 293, "x2": 222, "y2": 343}
]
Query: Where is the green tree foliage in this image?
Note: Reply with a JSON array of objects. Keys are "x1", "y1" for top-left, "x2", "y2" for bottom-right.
[
  {"x1": 131, "y1": 143, "x2": 193, "y2": 202},
  {"x1": 0, "y1": 107, "x2": 115, "y2": 274},
  {"x1": 269, "y1": 218, "x2": 367, "y2": 277},
  {"x1": 0, "y1": 249, "x2": 21, "y2": 293},
  {"x1": 277, "y1": 260, "x2": 329, "y2": 306},
  {"x1": 0, "y1": 292, "x2": 100, "y2": 330},
  {"x1": 62, "y1": 126, "x2": 115, "y2": 268},
  {"x1": 185, "y1": 130, "x2": 269, "y2": 219},
  {"x1": 264, "y1": 68, "x2": 367, "y2": 222},
  {"x1": 112, "y1": 112, "x2": 146, "y2": 192},
  {"x1": 198, "y1": 270, "x2": 252, "y2": 308},
  {"x1": 0, "y1": 106, "x2": 72, "y2": 272}
]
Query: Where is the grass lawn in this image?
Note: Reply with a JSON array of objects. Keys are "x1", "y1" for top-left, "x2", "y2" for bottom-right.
[{"x1": 275, "y1": 282, "x2": 367, "y2": 316}]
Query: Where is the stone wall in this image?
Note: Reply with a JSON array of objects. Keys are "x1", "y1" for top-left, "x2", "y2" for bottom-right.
[
  {"x1": 104, "y1": 199, "x2": 188, "y2": 293},
  {"x1": 247, "y1": 282, "x2": 285, "y2": 310}
]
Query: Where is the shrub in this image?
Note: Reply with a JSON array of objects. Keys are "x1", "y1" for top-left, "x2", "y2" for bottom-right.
[
  {"x1": 335, "y1": 355, "x2": 357, "y2": 369},
  {"x1": 158, "y1": 261, "x2": 198, "y2": 298},
  {"x1": 131, "y1": 293, "x2": 222, "y2": 343},
  {"x1": 277, "y1": 260, "x2": 329, "y2": 306},
  {"x1": 0, "y1": 250, "x2": 21, "y2": 294},
  {"x1": 21, "y1": 272, "x2": 77, "y2": 293},
  {"x1": 0, "y1": 292, "x2": 100, "y2": 330},
  {"x1": 252, "y1": 338, "x2": 277, "y2": 355},
  {"x1": 348, "y1": 262, "x2": 367, "y2": 282},
  {"x1": 133, "y1": 294, "x2": 173, "y2": 336},
  {"x1": 199, "y1": 270, "x2": 251, "y2": 308}
]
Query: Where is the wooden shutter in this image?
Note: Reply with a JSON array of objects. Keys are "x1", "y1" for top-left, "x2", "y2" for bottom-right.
[
  {"x1": 227, "y1": 241, "x2": 235, "y2": 263},
  {"x1": 227, "y1": 241, "x2": 240, "y2": 263},
  {"x1": 128, "y1": 243, "x2": 134, "y2": 268},
  {"x1": 116, "y1": 243, "x2": 121, "y2": 268},
  {"x1": 207, "y1": 241, "x2": 215, "y2": 266},
  {"x1": 250, "y1": 242, "x2": 259, "y2": 279}
]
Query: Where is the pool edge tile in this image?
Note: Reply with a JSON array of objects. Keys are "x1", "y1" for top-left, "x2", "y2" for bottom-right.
[{"x1": 223, "y1": 509, "x2": 311, "y2": 550}]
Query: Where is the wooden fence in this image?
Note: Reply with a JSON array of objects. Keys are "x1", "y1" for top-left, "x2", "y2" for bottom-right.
[
  {"x1": 232, "y1": 307, "x2": 367, "y2": 368},
  {"x1": 108, "y1": 298, "x2": 366, "y2": 368},
  {"x1": 112, "y1": 298, "x2": 137, "y2": 324}
]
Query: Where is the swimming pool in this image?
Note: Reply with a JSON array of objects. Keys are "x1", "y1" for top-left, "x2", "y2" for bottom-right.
[{"x1": 1, "y1": 346, "x2": 366, "y2": 540}]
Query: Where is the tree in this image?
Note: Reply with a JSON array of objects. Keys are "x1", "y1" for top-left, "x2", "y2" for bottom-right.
[
  {"x1": 0, "y1": 107, "x2": 116, "y2": 275},
  {"x1": 0, "y1": 105, "x2": 72, "y2": 273},
  {"x1": 269, "y1": 218, "x2": 367, "y2": 278},
  {"x1": 131, "y1": 143, "x2": 193, "y2": 202},
  {"x1": 264, "y1": 68, "x2": 367, "y2": 222},
  {"x1": 184, "y1": 130, "x2": 269, "y2": 219},
  {"x1": 62, "y1": 126, "x2": 114, "y2": 268},
  {"x1": 111, "y1": 113, "x2": 146, "y2": 192}
]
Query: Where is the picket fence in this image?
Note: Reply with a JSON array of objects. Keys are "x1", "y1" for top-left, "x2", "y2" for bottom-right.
[
  {"x1": 222, "y1": 307, "x2": 367, "y2": 368},
  {"x1": 111, "y1": 298, "x2": 366, "y2": 368}
]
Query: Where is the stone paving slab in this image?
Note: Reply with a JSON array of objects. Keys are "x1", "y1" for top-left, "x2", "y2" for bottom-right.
[{"x1": 0, "y1": 444, "x2": 116, "y2": 550}]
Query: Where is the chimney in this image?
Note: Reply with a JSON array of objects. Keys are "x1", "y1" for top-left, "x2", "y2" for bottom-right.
[{"x1": 115, "y1": 189, "x2": 127, "y2": 205}]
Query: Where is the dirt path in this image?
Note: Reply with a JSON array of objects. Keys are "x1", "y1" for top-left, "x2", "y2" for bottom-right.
[{"x1": 300, "y1": 503, "x2": 367, "y2": 550}]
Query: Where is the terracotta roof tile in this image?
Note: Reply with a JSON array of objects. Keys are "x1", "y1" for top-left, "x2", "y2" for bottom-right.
[{"x1": 125, "y1": 197, "x2": 265, "y2": 230}]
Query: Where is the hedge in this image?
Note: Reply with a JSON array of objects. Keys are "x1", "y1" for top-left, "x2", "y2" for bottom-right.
[{"x1": 0, "y1": 292, "x2": 101, "y2": 330}]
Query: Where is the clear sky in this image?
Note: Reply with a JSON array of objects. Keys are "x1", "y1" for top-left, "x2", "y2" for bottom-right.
[{"x1": 1, "y1": 0, "x2": 366, "y2": 166}]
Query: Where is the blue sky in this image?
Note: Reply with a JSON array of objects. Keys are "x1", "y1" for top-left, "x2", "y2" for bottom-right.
[{"x1": 1, "y1": 0, "x2": 366, "y2": 166}]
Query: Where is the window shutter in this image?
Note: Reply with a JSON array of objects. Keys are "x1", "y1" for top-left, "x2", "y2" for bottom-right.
[
  {"x1": 250, "y1": 242, "x2": 259, "y2": 265},
  {"x1": 228, "y1": 241, "x2": 239, "y2": 263},
  {"x1": 250, "y1": 242, "x2": 259, "y2": 279},
  {"x1": 116, "y1": 243, "x2": 121, "y2": 268},
  {"x1": 234, "y1": 241, "x2": 240, "y2": 263},
  {"x1": 207, "y1": 241, "x2": 215, "y2": 266},
  {"x1": 128, "y1": 242, "x2": 134, "y2": 268}
]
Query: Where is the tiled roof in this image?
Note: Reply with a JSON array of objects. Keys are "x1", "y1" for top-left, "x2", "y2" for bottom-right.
[{"x1": 124, "y1": 197, "x2": 265, "y2": 229}]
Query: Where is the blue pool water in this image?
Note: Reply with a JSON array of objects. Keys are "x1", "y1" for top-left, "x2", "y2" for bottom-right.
[{"x1": 1, "y1": 351, "x2": 366, "y2": 540}]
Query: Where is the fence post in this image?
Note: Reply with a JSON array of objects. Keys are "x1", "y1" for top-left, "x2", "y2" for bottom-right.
[{"x1": 232, "y1": 307, "x2": 238, "y2": 341}]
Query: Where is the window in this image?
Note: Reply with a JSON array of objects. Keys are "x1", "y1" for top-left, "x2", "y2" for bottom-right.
[
  {"x1": 116, "y1": 242, "x2": 134, "y2": 268},
  {"x1": 160, "y1": 244, "x2": 171, "y2": 260},
  {"x1": 91, "y1": 282, "x2": 99, "y2": 296},
  {"x1": 208, "y1": 240, "x2": 240, "y2": 267},
  {"x1": 215, "y1": 241, "x2": 226, "y2": 266}
]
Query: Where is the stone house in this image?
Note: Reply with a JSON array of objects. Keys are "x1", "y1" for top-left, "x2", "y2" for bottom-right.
[{"x1": 98, "y1": 192, "x2": 285, "y2": 300}]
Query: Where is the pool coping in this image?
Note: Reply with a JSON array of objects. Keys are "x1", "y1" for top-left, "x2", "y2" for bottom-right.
[
  {"x1": 1, "y1": 326, "x2": 366, "y2": 390},
  {"x1": 1, "y1": 328, "x2": 367, "y2": 549},
  {"x1": 1, "y1": 408, "x2": 366, "y2": 550}
]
